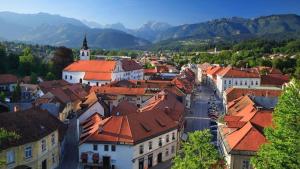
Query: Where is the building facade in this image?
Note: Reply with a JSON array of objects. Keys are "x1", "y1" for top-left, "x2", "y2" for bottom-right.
[{"x1": 0, "y1": 108, "x2": 66, "y2": 169}]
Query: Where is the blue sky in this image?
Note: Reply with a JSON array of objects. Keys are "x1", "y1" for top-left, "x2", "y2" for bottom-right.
[{"x1": 0, "y1": 0, "x2": 300, "y2": 28}]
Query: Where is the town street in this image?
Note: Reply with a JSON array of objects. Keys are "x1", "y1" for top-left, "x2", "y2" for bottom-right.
[
  {"x1": 185, "y1": 84, "x2": 218, "y2": 132},
  {"x1": 59, "y1": 117, "x2": 79, "y2": 169}
]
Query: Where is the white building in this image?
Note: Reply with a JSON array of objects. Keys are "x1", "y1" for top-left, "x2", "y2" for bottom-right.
[
  {"x1": 78, "y1": 102, "x2": 179, "y2": 169},
  {"x1": 216, "y1": 66, "x2": 261, "y2": 96},
  {"x1": 63, "y1": 59, "x2": 144, "y2": 86},
  {"x1": 62, "y1": 36, "x2": 143, "y2": 86}
]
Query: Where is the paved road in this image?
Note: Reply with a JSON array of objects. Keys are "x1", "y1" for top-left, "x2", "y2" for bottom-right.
[
  {"x1": 58, "y1": 117, "x2": 79, "y2": 169},
  {"x1": 185, "y1": 85, "x2": 214, "y2": 132}
]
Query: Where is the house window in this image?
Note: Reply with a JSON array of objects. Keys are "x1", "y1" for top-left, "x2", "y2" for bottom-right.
[
  {"x1": 224, "y1": 80, "x2": 226, "y2": 84},
  {"x1": 79, "y1": 78, "x2": 82, "y2": 83},
  {"x1": 240, "y1": 81, "x2": 243, "y2": 85},
  {"x1": 65, "y1": 75, "x2": 67, "y2": 80},
  {"x1": 165, "y1": 148, "x2": 169, "y2": 156},
  {"x1": 245, "y1": 81, "x2": 247, "y2": 85},
  {"x1": 51, "y1": 133, "x2": 55, "y2": 146},
  {"x1": 88, "y1": 82, "x2": 90, "y2": 85},
  {"x1": 52, "y1": 153, "x2": 56, "y2": 164},
  {"x1": 70, "y1": 75, "x2": 72, "y2": 80},
  {"x1": 41, "y1": 139, "x2": 46, "y2": 152},
  {"x1": 229, "y1": 80, "x2": 231, "y2": 84},
  {"x1": 139, "y1": 145, "x2": 144, "y2": 154},
  {"x1": 171, "y1": 145, "x2": 175, "y2": 154},
  {"x1": 96, "y1": 82, "x2": 99, "y2": 86},
  {"x1": 93, "y1": 144, "x2": 98, "y2": 151},
  {"x1": 256, "y1": 81, "x2": 258, "y2": 85},
  {"x1": 104, "y1": 145, "x2": 109, "y2": 151},
  {"x1": 166, "y1": 135, "x2": 169, "y2": 143},
  {"x1": 149, "y1": 141, "x2": 152, "y2": 150},
  {"x1": 242, "y1": 160, "x2": 250, "y2": 169},
  {"x1": 111, "y1": 145, "x2": 116, "y2": 152},
  {"x1": 159, "y1": 138, "x2": 162, "y2": 147},
  {"x1": 25, "y1": 146, "x2": 32, "y2": 159},
  {"x1": 235, "y1": 81, "x2": 238, "y2": 85},
  {"x1": 172, "y1": 133, "x2": 175, "y2": 140},
  {"x1": 6, "y1": 150, "x2": 15, "y2": 164}
]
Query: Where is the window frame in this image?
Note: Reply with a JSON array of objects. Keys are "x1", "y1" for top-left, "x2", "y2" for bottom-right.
[
  {"x1": 24, "y1": 145, "x2": 32, "y2": 159},
  {"x1": 104, "y1": 145, "x2": 109, "y2": 151}
]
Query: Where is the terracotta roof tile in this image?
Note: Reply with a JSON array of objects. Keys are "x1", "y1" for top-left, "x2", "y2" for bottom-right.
[
  {"x1": 120, "y1": 59, "x2": 143, "y2": 71},
  {"x1": 217, "y1": 66, "x2": 260, "y2": 78},
  {"x1": 225, "y1": 87, "x2": 282, "y2": 103},
  {"x1": 83, "y1": 72, "x2": 112, "y2": 81},
  {"x1": 90, "y1": 86, "x2": 146, "y2": 95},
  {"x1": 64, "y1": 60, "x2": 116, "y2": 72},
  {"x1": 221, "y1": 95, "x2": 273, "y2": 152},
  {"x1": 0, "y1": 74, "x2": 18, "y2": 84}
]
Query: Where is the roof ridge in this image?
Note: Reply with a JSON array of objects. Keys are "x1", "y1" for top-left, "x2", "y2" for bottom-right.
[{"x1": 231, "y1": 122, "x2": 254, "y2": 149}]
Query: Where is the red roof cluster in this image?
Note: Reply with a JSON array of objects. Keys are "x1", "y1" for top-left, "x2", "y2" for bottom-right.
[
  {"x1": 220, "y1": 95, "x2": 273, "y2": 152},
  {"x1": 79, "y1": 90, "x2": 183, "y2": 145},
  {"x1": 224, "y1": 87, "x2": 282, "y2": 103},
  {"x1": 90, "y1": 86, "x2": 146, "y2": 96},
  {"x1": 38, "y1": 80, "x2": 88, "y2": 105}
]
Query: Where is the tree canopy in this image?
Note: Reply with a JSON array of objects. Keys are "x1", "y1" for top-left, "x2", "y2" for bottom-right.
[
  {"x1": 251, "y1": 79, "x2": 300, "y2": 169},
  {"x1": 172, "y1": 130, "x2": 223, "y2": 169}
]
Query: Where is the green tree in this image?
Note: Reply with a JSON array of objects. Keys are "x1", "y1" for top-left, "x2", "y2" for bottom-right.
[
  {"x1": 18, "y1": 47, "x2": 34, "y2": 76},
  {"x1": 0, "y1": 128, "x2": 20, "y2": 167},
  {"x1": 51, "y1": 46, "x2": 73, "y2": 79},
  {"x1": 0, "y1": 44, "x2": 7, "y2": 73},
  {"x1": 45, "y1": 72, "x2": 55, "y2": 81},
  {"x1": 0, "y1": 92, "x2": 5, "y2": 102},
  {"x1": 30, "y1": 72, "x2": 38, "y2": 84},
  {"x1": 251, "y1": 79, "x2": 300, "y2": 169},
  {"x1": 11, "y1": 83, "x2": 21, "y2": 102},
  {"x1": 172, "y1": 130, "x2": 223, "y2": 169}
]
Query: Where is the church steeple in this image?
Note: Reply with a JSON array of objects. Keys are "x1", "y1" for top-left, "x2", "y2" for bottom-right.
[
  {"x1": 82, "y1": 34, "x2": 89, "y2": 50},
  {"x1": 79, "y1": 34, "x2": 90, "y2": 60}
]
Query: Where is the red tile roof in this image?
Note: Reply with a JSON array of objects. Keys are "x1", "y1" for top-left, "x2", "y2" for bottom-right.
[
  {"x1": 144, "y1": 68, "x2": 157, "y2": 75},
  {"x1": 206, "y1": 66, "x2": 223, "y2": 77},
  {"x1": 64, "y1": 60, "x2": 116, "y2": 72},
  {"x1": 39, "y1": 80, "x2": 87, "y2": 105},
  {"x1": 261, "y1": 74, "x2": 289, "y2": 87},
  {"x1": 80, "y1": 101, "x2": 178, "y2": 145},
  {"x1": 90, "y1": 86, "x2": 146, "y2": 95},
  {"x1": 220, "y1": 95, "x2": 273, "y2": 152},
  {"x1": 83, "y1": 72, "x2": 112, "y2": 81},
  {"x1": 0, "y1": 74, "x2": 18, "y2": 84},
  {"x1": 217, "y1": 66, "x2": 260, "y2": 78},
  {"x1": 226, "y1": 122, "x2": 267, "y2": 151},
  {"x1": 224, "y1": 87, "x2": 282, "y2": 103},
  {"x1": 120, "y1": 59, "x2": 143, "y2": 71}
]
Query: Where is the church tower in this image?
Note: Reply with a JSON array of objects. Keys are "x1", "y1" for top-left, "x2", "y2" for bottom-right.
[{"x1": 79, "y1": 34, "x2": 90, "y2": 60}]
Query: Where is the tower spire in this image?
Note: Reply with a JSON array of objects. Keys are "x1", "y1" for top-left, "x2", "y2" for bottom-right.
[{"x1": 82, "y1": 33, "x2": 89, "y2": 50}]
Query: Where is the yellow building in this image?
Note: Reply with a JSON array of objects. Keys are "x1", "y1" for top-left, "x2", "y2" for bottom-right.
[{"x1": 0, "y1": 108, "x2": 66, "y2": 169}]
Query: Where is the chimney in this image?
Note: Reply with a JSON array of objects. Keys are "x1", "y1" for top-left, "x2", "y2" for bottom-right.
[{"x1": 14, "y1": 105, "x2": 20, "y2": 112}]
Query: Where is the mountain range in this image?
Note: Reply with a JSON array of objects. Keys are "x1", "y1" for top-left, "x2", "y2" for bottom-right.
[{"x1": 1, "y1": 11, "x2": 300, "y2": 49}]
